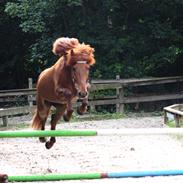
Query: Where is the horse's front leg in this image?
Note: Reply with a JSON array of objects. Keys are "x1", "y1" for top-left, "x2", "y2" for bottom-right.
[
  {"x1": 63, "y1": 100, "x2": 73, "y2": 122},
  {"x1": 39, "y1": 120, "x2": 47, "y2": 143},
  {"x1": 77, "y1": 97, "x2": 88, "y2": 115},
  {"x1": 56, "y1": 88, "x2": 73, "y2": 122},
  {"x1": 77, "y1": 82, "x2": 90, "y2": 115}
]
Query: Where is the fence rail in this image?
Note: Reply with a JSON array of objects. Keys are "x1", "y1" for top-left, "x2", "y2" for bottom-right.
[{"x1": 1, "y1": 76, "x2": 183, "y2": 126}]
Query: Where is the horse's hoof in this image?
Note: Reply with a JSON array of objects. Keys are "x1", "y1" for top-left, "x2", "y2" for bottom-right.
[
  {"x1": 39, "y1": 137, "x2": 47, "y2": 143},
  {"x1": 77, "y1": 107, "x2": 84, "y2": 115},
  {"x1": 45, "y1": 141, "x2": 54, "y2": 149},
  {"x1": 0, "y1": 174, "x2": 8, "y2": 183}
]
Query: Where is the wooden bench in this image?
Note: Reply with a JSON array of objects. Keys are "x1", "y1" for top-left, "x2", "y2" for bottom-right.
[{"x1": 164, "y1": 104, "x2": 183, "y2": 127}]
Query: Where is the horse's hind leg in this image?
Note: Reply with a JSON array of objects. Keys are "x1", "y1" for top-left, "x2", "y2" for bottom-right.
[
  {"x1": 39, "y1": 118, "x2": 47, "y2": 143},
  {"x1": 37, "y1": 100, "x2": 51, "y2": 143},
  {"x1": 32, "y1": 110, "x2": 49, "y2": 143},
  {"x1": 45, "y1": 103, "x2": 67, "y2": 149}
]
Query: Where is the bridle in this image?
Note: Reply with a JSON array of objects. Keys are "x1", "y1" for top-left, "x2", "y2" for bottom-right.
[{"x1": 71, "y1": 60, "x2": 90, "y2": 95}]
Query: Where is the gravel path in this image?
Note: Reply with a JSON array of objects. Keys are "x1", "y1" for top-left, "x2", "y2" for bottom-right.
[{"x1": 1, "y1": 115, "x2": 183, "y2": 183}]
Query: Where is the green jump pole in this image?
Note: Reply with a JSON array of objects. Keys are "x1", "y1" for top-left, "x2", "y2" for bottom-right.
[
  {"x1": 0, "y1": 130, "x2": 97, "y2": 138},
  {"x1": 2, "y1": 128, "x2": 183, "y2": 138},
  {"x1": 8, "y1": 173, "x2": 101, "y2": 182}
]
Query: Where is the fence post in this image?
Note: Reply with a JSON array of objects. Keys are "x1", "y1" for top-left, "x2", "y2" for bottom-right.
[
  {"x1": 89, "y1": 105, "x2": 96, "y2": 113},
  {"x1": 2, "y1": 116, "x2": 8, "y2": 127},
  {"x1": 89, "y1": 99, "x2": 96, "y2": 113},
  {"x1": 28, "y1": 78, "x2": 33, "y2": 107},
  {"x1": 116, "y1": 75, "x2": 124, "y2": 113}
]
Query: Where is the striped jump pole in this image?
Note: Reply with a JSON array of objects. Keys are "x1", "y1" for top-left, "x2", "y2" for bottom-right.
[
  {"x1": 7, "y1": 170, "x2": 183, "y2": 182},
  {"x1": 2, "y1": 129, "x2": 183, "y2": 181},
  {"x1": 1, "y1": 128, "x2": 183, "y2": 138}
]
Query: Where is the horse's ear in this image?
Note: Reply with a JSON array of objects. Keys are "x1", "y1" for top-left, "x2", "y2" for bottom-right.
[{"x1": 90, "y1": 48, "x2": 95, "y2": 53}]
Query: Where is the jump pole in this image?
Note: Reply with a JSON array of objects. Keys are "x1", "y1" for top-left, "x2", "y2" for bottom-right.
[
  {"x1": 1, "y1": 128, "x2": 183, "y2": 138},
  {"x1": 7, "y1": 170, "x2": 183, "y2": 182},
  {"x1": 3, "y1": 129, "x2": 183, "y2": 181}
]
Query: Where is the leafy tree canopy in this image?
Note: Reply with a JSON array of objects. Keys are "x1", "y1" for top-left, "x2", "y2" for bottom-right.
[{"x1": 1, "y1": 0, "x2": 183, "y2": 89}]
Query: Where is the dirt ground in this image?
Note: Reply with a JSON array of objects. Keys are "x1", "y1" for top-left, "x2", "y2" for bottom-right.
[{"x1": 1, "y1": 115, "x2": 183, "y2": 183}]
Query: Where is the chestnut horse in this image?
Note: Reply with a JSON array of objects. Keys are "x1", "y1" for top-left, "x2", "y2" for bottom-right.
[{"x1": 32, "y1": 37, "x2": 95, "y2": 149}]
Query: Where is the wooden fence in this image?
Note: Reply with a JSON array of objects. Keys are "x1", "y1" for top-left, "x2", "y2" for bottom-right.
[{"x1": 1, "y1": 76, "x2": 183, "y2": 126}]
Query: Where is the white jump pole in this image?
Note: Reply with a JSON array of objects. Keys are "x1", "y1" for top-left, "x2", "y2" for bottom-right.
[{"x1": 97, "y1": 128, "x2": 183, "y2": 136}]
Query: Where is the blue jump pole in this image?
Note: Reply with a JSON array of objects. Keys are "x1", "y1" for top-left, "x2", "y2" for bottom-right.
[{"x1": 107, "y1": 169, "x2": 183, "y2": 178}]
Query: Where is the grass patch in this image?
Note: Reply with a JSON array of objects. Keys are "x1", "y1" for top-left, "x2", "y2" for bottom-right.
[
  {"x1": 166, "y1": 119, "x2": 183, "y2": 128},
  {"x1": 162, "y1": 119, "x2": 183, "y2": 141},
  {"x1": 167, "y1": 120, "x2": 176, "y2": 127}
]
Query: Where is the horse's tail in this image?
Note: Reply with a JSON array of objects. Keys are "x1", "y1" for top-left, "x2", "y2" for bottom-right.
[{"x1": 31, "y1": 110, "x2": 42, "y2": 130}]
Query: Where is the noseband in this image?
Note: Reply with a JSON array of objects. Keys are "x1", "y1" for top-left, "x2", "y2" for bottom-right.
[{"x1": 76, "y1": 61, "x2": 87, "y2": 64}]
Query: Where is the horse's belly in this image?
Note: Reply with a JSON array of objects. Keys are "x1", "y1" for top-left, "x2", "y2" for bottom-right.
[
  {"x1": 40, "y1": 88, "x2": 78, "y2": 104},
  {"x1": 43, "y1": 96, "x2": 78, "y2": 105},
  {"x1": 44, "y1": 96, "x2": 67, "y2": 104}
]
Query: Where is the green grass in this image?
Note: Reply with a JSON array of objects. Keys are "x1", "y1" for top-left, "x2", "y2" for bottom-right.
[
  {"x1": 167, "y1": 120, "x2": 176, "y2": 127},
  {"x1": 163, "y1": 119, "x2": 183, "y2": 141},
  {"x1": 166, "y1": 119, "x2": 183, "y2": 128}
]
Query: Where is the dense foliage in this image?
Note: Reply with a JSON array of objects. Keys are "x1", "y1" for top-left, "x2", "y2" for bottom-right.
[{"x1": 1, "y1": 0, "x2": 183, "y2": 89}]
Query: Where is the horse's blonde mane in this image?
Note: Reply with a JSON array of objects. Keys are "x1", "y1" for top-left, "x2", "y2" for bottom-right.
[
  {"x1": 52, "y1": 37, "x2": 95, "y2": 66},
  {"x1": 52, "y1": 37, "x2": 79, "y2": 56},
  {"x1": 67, "y1": 43, "x2": 95, "y2": 66}
]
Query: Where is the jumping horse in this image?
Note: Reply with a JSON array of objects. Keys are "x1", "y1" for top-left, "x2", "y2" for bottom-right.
[{"x1": 32, "y1": 37, "x2": 95, "y2": 149}]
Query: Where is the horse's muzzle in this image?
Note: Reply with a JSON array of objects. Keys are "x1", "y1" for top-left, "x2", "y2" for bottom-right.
[{"x1": 78, "y1": 91, "x2": 88, "y2": 99}]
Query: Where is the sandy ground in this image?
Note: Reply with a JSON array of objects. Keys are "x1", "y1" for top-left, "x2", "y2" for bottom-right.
[{"x1": 1, "y1": 115, "x2": 183, "y2": 183}]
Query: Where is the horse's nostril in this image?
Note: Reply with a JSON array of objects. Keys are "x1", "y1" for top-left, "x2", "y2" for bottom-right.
[{"x1": 79, "y1": 92, "x2": 88, "y2": 98}]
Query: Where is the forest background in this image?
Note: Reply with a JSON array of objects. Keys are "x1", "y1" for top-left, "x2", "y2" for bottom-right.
[{"x1": 1, "y1": 0, "x2": 183, "y2": 89}]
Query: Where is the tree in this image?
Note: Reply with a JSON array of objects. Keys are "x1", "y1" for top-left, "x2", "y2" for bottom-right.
[
  {"x1": 1, "y1": 0, "x2": 183, "y2": 89},
  {"x1": 0, "y1": 0, "x2": 36, "y2": 89}
]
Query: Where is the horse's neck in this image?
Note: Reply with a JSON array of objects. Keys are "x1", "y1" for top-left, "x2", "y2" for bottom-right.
[{"x1": 55, "y1": 59, "x2": 74, "y2": 89}]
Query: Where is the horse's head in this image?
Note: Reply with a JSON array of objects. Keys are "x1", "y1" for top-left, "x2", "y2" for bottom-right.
[
  {"x1": 68, "y1": 44, "x2": 95, "y2": 99},
  {"x1": 52, "y1": 38, "x2": 95, "y2": 99},
  {"x1": 71, "y1": 60, "x2": 90, "y2": 98}
]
